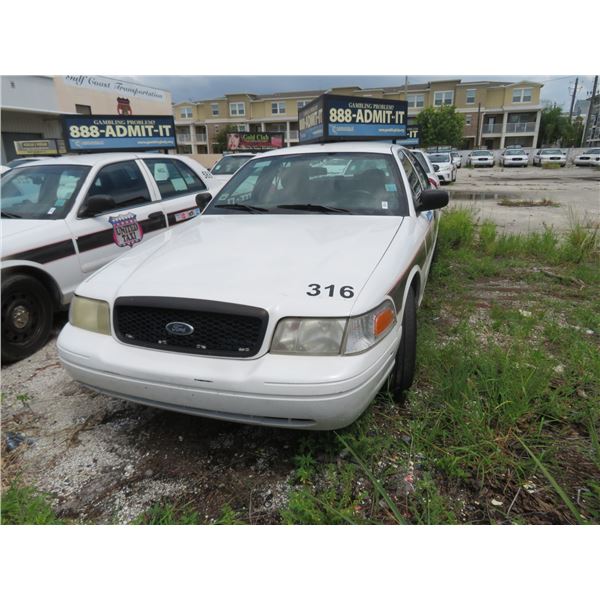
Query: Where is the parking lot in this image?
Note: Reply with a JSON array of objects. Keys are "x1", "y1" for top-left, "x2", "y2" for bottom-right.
[
  {"x1": 1, "y1": 164, "x2": 599, "y2": 524},
  {"x1": 450, "y1": 165, "x2": 600, "y2": 233}
]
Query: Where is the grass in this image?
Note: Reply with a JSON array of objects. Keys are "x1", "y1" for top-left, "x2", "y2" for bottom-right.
[
  {"x1": 280, "y1": 208, "x2": 600, "y2": 525},
  {"x1": 1, "y1": 480, "x2": 64, "y2": 524},
  {"x1": 497, "y1": 198, "x2": 560, "y2": 208},
  {"x1": 542, "y1": 162, "x2": 562, "y2": 169}
]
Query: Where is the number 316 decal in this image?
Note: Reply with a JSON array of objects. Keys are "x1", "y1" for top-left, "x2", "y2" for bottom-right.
[{"x1": 306, "y1": 284, "x2": 355, "y2": 298}]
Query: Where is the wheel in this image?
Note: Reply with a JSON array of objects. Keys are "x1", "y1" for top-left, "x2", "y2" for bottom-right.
[
  {"x1": 390, "y1": 286, "x2": 417, "y2": 402},
  {"x1": 452, "y1": 170, "x2": 456, "y2": 182},
  {"x1": 1, "y1": 274, "x2": 53, "y2": 363}
]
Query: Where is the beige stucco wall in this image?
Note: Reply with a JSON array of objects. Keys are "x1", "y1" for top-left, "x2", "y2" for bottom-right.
[{"x1": 54, "y1": 76, "x2": 172, "y2": 115}]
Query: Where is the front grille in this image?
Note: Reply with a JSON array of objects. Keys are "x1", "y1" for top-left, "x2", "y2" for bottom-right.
[{"x1": 114, "y1": 297, "x2": 268, "y2": 357}]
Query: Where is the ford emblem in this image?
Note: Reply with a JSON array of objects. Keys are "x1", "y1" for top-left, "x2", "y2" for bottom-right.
[{"x1": 165, "y1": 321, "x2": 195, "y2": 336}]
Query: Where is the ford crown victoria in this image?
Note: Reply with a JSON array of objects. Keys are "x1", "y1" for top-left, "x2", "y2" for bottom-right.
[
  {"x1": 210, "y1": 153, "x2": 256, "y2": 184},
  {"x1": 58, "y1": 142, "x2": 449, "y2": 430},
  {"x1": 574, "y1": 147, "x2": 600, "y2": 166},
  {"x1": 532, "y1": 148, "x2": 566, "y2": 167},
  {"x1": 1, "y1": 152, "x2": 223, "y2": 362},
  {"x1": 426, "y1": 152, "x2": 456, "y2": 183},
  {"x1": 467, "y1": 150, "x2": 494, "y2": 167},
  {"x1": 501, "y1": 148, "x2": 529, "y2": 167}
]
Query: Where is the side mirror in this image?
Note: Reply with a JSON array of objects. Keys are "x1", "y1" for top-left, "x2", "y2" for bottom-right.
[
  {"x1": 416, "y1": 188, "x2": 449, "y2": 212},
  {"x1": 195, "y1": 191, "x2": 212, "y2": 213},
  {"x1": 433, "y1": 164, "x2": 440, "y2": 172},
  {"x1": 79, "y1": 194, "x2": 116, "y2": 217}
]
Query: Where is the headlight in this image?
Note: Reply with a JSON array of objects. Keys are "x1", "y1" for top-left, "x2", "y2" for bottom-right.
[
  {"x1": 69, "y1": 295, "x2": 111, "y2": 335},
  {"x1": 271, "y1": 318, "x2": 346, "y2": 355},
  {"x1": 270, "y1": 300, "x2": 397, "y2": 356},
  {"x1": 344, "y1": 300, "x2": 396, "y2": 354}
]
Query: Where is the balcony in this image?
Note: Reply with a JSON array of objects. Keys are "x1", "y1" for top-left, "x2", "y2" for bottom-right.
[
  {"x1": 194, "y1": 133, "x2": 207, "y2": 143},
  {"x1": 286, "y1": 131, "x2": 299, "y2": 142},
  {"x1": 481, "y1": 123, "x2": 503, "y2": 135},
  {"x1": 506, "y1": 122, "x2": 536, "y2": 134},
  {"x1": 176, "y1": 134, "x2": 191, "y2": 143}
]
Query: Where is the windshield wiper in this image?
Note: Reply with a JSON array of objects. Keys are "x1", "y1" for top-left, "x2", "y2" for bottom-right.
[
  {"x1": 1, "y1": 210, "x2": 22, "y2": 218},
  {"x1": 213, "y1": 203, "x2": 269, "y2": 213},
  {"x1": 276, "y1": 203, "x2": 351, "y2": 214}
]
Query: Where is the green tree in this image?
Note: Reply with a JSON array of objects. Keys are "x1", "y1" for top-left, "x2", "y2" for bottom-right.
[
  {"x1": 416, "y1": 105, "x2": 465, "y2": 147},
  {"x1": 538, "y1": 105, "x2": 575, "y2": 147},
  {"x1": 212, "y1": 125, "x2": 238, "y2": 153}
]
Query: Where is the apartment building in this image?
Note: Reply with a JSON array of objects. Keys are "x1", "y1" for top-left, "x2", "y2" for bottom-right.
[{"x1": 172, "y1": 79, "x2": 544, "y2": 153}]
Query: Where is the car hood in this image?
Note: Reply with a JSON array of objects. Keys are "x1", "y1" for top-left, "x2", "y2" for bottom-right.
[
  {"x1": 79, "y1": 214, "x2": 404, "y2": 317},
  {"x1": 433, "y1": 162, "x2": 453, "y2": 169}
]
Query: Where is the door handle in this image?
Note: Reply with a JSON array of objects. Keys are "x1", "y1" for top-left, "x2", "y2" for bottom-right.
[{"x1": 148, "y1": 211, "x2": 165, "y2": 220}]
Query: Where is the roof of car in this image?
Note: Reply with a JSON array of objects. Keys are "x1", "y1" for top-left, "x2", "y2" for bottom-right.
[
  {"x1": 13, "y1": 152, "x2": 176, "y2": 168},
  {"x1": 258, "y1": 142, "x2": 396, "y2": 158}
]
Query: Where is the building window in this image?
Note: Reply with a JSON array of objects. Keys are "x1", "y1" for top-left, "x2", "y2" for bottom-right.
[
  {"x1": 465, "y1": 114, "x2": 472, "y2": 126},
  {"x1": 407, "y1": 94, "x2": 425, "y2": 108},
  {"x1": 512, "y1": 88, "x2": 532, "y2": 103},
  {"x1": 272, "y1": 101, "x2": 286, "y2": 115},
  {"x1": 232, "y1": 124, "x2": 249, "y2": 132},
  {"x1": 465, "y1": 89, "x2": 476, "y2": 104},
  {"x1": 180, "y1": 107, "x2": 193, "y2": 119},
  {"x1": 297, "y1": 100, "x2": 310, "y2": 110},
  {"x1": 75, "y1": 104, "x2": 91, "y2": 115},
  {"x1": 211, "y1": 103, "x2": 219, "y2": 116},
  {"x1": 229, "y1": 102, "x2": 245, "y2": 116},
  {"x1": 434, "y1": 91, "x2": 454, "y2": 106}
]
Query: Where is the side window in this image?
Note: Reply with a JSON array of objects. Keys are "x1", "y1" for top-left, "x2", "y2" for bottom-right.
[
  {"x1": 399, "y1": 152, "x2": 424, "y2": 202},
  {"x1": 143, "y1": 159, "x2": 206, "y2": 200},
  {"x1": 87, "y1": 161, "x2": 151, "y2": 209}
]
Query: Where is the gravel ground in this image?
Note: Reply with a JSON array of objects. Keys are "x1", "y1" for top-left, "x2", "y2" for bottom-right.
[
  {"x1": 449, "y1": 166, "x2": 599, "y2": 233},
  {"x1": 1, "y1": 166, "x2": 599, "y2": 523}
]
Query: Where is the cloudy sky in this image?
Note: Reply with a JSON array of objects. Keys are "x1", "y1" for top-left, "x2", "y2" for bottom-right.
[{"x1": 130, "y1": 75, "x2": 596, "y2": 109}]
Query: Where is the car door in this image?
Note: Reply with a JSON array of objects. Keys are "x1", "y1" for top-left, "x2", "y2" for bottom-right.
[
  {"x1": 140, "y1": 157, "x2": 210, "y2": 229},
  {"x1": 66, "y1": 159, "x2": 168, "y2": 274},
  {"x1": 397, "y1": 150, "x2": 435, "y2": 279}
]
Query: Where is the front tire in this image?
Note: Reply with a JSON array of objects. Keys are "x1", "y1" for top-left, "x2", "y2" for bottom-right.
[
  {"x1": 1, "y1": 274, "x2": 53, "y2": 363},
  {"x1": 390, "y1": 287, "x2": 417, "y2": 402}
]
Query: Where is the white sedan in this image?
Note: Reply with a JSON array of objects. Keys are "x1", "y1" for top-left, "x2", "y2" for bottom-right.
[
  {"x1": 532, "y1": 148, "x2": 567, "y2": 167},
  {"x1": 410, "y1": 149, "x2": 440, "y2": 188},
  {"x1": 501, "y1": 148, "x2": 529, "y2": 167},
  {"x1": 1, "y1": 152, "x2": 223, "y2": 362},
  {"x1": 574, "y1": 147, "x2": 600, "y2": 166},
  {"x1": 426, "y1": 152, "x2": 457, "y2": 183},
  {"x1": 467, "y1": 150, "x2": 495, "y2": 167},
  {"x1": 210, "y1": 153, "x2": 256, "y2": 184},
  {"x1": 58, "y1": 142, "x2": 449, "y2": 430}
]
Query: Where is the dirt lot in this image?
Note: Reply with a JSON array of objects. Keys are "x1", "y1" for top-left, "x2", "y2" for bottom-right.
[
  {"x1": 450, "y1": 166, "x2": 599, "y2": 233},
  {"x1": 2, "y1": 167, "x2": 599, "y2": 524}
]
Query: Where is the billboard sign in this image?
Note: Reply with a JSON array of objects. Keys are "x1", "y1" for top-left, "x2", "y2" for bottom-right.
[
  {"x1": 397, "y1": 125, "x2": 421, "y2": 147},
  {"x1": 299, "y1": 94, "x2": 408, "y2": 143},
  {"x1": 62, "y1": 115, "x2": 176, "y2": 152},
  {"x1": 227, "y1": 132, "x2": 284, "y2": 151},
  {"x1": 14, "y1": 139, "x2": 59, "y2": 156}
]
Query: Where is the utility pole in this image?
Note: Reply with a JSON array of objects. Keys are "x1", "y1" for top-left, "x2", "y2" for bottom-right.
[
  {"x1": 404, "y1": 76, "x2": 408, "y2": 102},
  {"x1": 568, "y1": 77, "x2": 579, "y2": 121},
  {"x1": 582, "y1": 75, "x2": 598, "y2": 147},
  {"x1": 476, "y1": 102, "x2": 482, "y2": 147}
]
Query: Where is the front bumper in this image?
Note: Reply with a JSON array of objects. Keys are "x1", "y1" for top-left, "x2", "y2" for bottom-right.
[
  {"x1": 574, "y1": 157, "x2": 599, "y2": 166},
  {"x1": 57, "y1": 323, "x2": 400, "y2": 430},
  {"x1": 436, "y1": 168, "x2": 453, "y2": 182},
  {"x1": 472, "y1": 159, "x2": 494, "y2": 167},
  {"x1": 503, "y1": 158, "x2": 528, "y2": 166}
]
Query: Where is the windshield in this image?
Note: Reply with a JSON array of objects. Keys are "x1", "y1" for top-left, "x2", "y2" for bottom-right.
[
  {"x1": 541, "y1": 149, "x2": 562, "y2": 155},
  {"x1": 506, "y1": 149, "x2": 526, "y2": 155},
  {"x1": 427, "y1": 153, "x2": 451, "y2": 163},
  {"x1": 472, "y1": 150, "x2": 492, "y2": 156},
  {"x1": 1, "y1": 164, "x2": 90, "y2": 220},
  {"x1": 585, "y1": 149, "x2": 600, "y2": 154},
  {"x1": 211, "y1": 155, "x2": 254, "y2": 175},
  {"x1": 204, "y1": 152, "x2": 409, "y2": 216}
]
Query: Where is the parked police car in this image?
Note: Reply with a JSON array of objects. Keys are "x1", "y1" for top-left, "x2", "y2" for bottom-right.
[
  {"x1": 210, "y1": 153, "x2": 256, "y2": 184},
  {"x1": 57, "y1": 142, "x2": 448, "y2": 430},
  {"x1": 1, "y1": 152, "x2": 223, "y2": 362}
]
